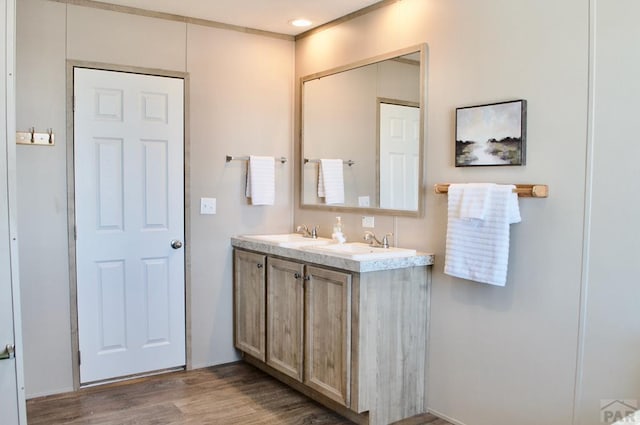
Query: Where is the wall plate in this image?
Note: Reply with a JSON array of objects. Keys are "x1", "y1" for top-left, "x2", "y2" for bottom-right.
[
  {"x1": 200, "y1": 198, "x2": 216, "y2": 215},
  {"x1": 362, "y1": 216, "x2": 375, "y2": 228}
]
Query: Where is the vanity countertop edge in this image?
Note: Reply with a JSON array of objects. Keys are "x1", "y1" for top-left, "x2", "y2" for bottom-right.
[{"x1": 231, "y1": 236, "x2": 434, "y2": 273}]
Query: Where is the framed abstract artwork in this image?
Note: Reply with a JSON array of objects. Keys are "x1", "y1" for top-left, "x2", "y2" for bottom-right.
[{"x1": 455, "y1": 99, "x2": 527, "y2": 166}]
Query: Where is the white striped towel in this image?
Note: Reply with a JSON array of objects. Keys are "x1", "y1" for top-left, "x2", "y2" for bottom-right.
[
  {"x1": 459, "y1": 183, "x2": 494, "y2": 220},
  {"x1": 318, "y1": 159, "x2": 344, "y2": 205},
  {"x1": 245, "y1": 155, "x2": 275, "y2": 205},
  {"x1": 444, "y1": 183, "x2": 521, "y2": 286}
]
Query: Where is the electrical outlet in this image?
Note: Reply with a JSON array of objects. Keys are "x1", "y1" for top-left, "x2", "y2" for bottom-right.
[
  {"x1": 200, "y1": 197, "x2": 216, "y2": 215},
  {"x1": 358, "y1": 196, "x2": 370, "y2": 207},
  {"x1": 362, "y1": 216, "x2": 375, "y2": 228}
]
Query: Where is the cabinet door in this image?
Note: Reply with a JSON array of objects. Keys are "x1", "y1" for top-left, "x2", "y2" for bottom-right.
[
  {"x1": 304, "y1": 265, "x2": 352, "y2": 407},
  {"x1": 266, "y1": 257, "x2": 304, "y2": 381},
  {"x1": 233, "y1": 250, "x2": 266, "y2": 361}
]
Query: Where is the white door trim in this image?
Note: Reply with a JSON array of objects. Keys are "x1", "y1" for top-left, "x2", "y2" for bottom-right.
[
  {"x1": 66, "y1": 60, "x2": 191, "y2": 390},
  {"x1": 2, "y1": 0, "x2": 27, "y2": 421}
]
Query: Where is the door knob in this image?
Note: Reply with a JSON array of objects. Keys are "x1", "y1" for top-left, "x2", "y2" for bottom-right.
[
  {"x1": 170, "y1": 239, "x2": 183, "y2": 249},
  {"x1": 0, "y1": 344, "x2": 15, "y2": 360}
]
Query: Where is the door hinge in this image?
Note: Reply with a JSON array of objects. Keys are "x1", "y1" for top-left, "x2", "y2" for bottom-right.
[
  {"x1": 72, "y1": 95, "x2": 76, "y2": 112},
  {"x1": 78, "y1": 350, "x2": 81, "y2": 365},
  {"x1": 74, "y1": 225, "x2": 77, "y2": 241}
]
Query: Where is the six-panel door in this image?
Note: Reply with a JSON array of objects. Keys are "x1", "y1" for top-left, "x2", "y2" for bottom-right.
[
  {"x1": 74, "y1": 68, "x2": 186, "y2": 384},
  {"x1": 233, "y1": 250, "x2": 266, "y2": 361}
]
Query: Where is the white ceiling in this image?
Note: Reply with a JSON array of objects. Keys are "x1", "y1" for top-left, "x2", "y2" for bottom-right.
[{"x1": 91, "y1": 0, "x2": 384, "y2": 36}]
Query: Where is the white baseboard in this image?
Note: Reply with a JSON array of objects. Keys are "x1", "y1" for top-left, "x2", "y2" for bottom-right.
[
  {"x1": 428, "y1": 408, "x2": 468, "y2": 425},
  {"x1": 26, "y1": 386, "x2": 74, "y2": 400}
]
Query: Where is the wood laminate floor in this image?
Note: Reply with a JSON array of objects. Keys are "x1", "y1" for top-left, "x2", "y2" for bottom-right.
[{"x1": 26, "y1": 362, "x2": 452, "y2": 425}]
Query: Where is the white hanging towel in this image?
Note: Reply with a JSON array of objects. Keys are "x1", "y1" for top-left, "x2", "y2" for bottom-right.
[
  {"x1": 444, "y1": 183, "x2": 521, "y2": 286},
  {"x1": 245, "y1": 155, "x2": 275, "y2": 205},
  {"x1": 317, "y1": 159, "x2": 344, "y2": 205},
  {"x1": 458, "y1": 183, "x2": 494, "y2": 220}
]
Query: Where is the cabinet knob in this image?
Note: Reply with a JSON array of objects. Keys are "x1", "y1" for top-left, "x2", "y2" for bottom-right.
[
  {"x1": 294, "y1": 272, "x2": 301, "y2": 279},
  {"x1": 257, "y1": 263, "x2": 263, "y2": 269},
  {"x1": 303, "y1": 275, "x2": 311, "y2": 281}
]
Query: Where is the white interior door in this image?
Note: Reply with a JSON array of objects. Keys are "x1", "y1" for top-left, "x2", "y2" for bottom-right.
[
  {"x1": 0, "y1": 163, "x2": 22, "y2": 425},
  {"x1": 74, "y1": 68, "x2": 185, "y2": 384},
  {"x1": 379, "y1": 102, "x2": 420, "y2": 210},
  {"x1": 1, "y1": 0, "x2": 26, "y2": 421},
  {"x1": 0, "y1": 174, "x2": 23, "y2": 425}
]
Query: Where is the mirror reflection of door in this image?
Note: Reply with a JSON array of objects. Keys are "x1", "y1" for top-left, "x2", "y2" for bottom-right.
[{"x1": 378, "y1": 100, "x2": 420, "y2": 210}]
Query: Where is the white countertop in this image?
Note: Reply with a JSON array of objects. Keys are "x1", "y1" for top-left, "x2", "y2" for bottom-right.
[{"x1": 231, "y1": 235, "x2": 434, "y2": 273}]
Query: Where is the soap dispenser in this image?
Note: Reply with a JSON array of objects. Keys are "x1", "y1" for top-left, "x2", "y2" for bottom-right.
[{"x1": 332, "y1": 216, "x2": 346, "y2": 244}]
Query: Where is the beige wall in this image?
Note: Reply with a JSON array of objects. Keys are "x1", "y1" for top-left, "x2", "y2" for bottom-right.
[
  {"x1": 296, "y1": 1, "x2": 589, "y2": 424},
  {"x1": 14, "y1": 0, "x2": 640, "y2": 423},
  {"x1": 296, "y1": 1, "x2": 640, "y2": 425},
  {"x1": 16, "y1": 0, "x2": 71, "y2": 398},
  {"x1": 16, "y1": 0, "x2": 294, "y2": 397},
  {"x1": 577, "y1": 0, "x2": 640, "y2": 423}
]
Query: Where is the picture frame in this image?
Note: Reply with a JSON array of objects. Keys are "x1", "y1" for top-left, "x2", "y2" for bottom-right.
[{"x1": 455, "y1": 99, "x2": 527, "y2": 167}]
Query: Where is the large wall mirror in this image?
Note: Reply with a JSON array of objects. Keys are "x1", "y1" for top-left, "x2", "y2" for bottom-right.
[{"x1": 300, "y1": 44, "x2": 427, "y2": 216}]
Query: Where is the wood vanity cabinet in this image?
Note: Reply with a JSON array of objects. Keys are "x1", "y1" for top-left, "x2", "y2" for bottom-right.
[
  {"x1": 232, "y1": 245, "x2": 431, "y2": 425},
  {"x1": 233, "y1": 250, "x2": 266, "y2": 361},
  {"x1": 265, "y1": 257, "x2": 304, "y2": 381},
  {"x1": 260, "y1": 256, "x2": 351, "y2": 406}
]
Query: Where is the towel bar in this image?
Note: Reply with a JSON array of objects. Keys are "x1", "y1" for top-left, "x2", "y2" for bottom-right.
[
  {"x1": 304, "y1": 158, "x2": 355, "y2": 167},
  {"x1": 226, "y1": 155, "x2": 287, "y2": 164},
  {"x1": 434, "y1": 183, "x2": 549, "y2": 198}
]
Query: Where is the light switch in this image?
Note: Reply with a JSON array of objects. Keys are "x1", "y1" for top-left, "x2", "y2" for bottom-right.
[
  {"x1": 362, "y1": 216, "x2": 375, "y2": 228},
  {"x1": 200, "y1": 197, "x2": 216, "y2": 215}
]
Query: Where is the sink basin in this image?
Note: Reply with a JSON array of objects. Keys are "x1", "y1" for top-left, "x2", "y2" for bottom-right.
[
  {"x1": 242, "y1": 233, "x2": 333, "y2": 248},
  {"x1": 303, "y1": 242, "x2": 416, "y2": 260}
]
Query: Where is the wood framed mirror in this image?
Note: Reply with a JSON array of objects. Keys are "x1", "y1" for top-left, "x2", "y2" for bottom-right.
[{"x1": 300, "y1": 44, "x2": 427, "y2": 216}]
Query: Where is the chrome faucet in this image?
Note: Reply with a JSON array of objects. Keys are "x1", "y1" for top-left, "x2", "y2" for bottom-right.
[
  {"x1": 296, "y1": 224, "x2": 318, "y2": 239},
  {"x1": 363, "y1": 231, "x2": 392, "y2": 248}
]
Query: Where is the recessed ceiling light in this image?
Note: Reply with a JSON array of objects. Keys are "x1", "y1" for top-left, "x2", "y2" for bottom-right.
[{"x1": 289, "y1": 18, "x2": 312, "y2": 28}]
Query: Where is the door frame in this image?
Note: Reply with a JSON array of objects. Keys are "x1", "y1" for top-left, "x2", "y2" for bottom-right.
[
  {"x1": 66, "y1": 60, "x2": 191, "y2": 390},
  {"x1": 3, "y1": 0, "x2": 27, "y2": 421}
]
